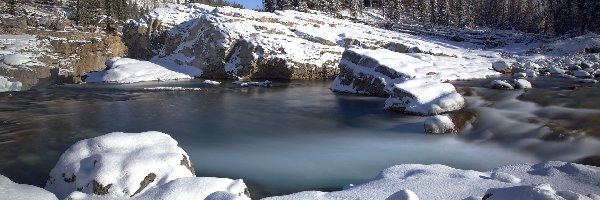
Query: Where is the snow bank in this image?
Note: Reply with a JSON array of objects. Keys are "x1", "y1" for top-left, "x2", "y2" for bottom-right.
[
  {"x1": 0, "y1": 175, "x2": 58, "y2": 200},
  {"x1": 85, "y1": 57, "x2": 199, "y2": 83},
  {"x1": 267, "y1": 161, "x2": 600, "y2": 200},
  {"x1": 384, "y1": 80, "x2": 465, "y2": 115},
  {"x1": 45, "y1": 131, "x2": 197, "y2": 199},
  {"x1": 66, "y1": 177, "x2": 250, "y2": 200},
  {"x1": 0, "y1": 76, "x2": 22, "y2": 92},
  {"x1": 541, "y1": 33, "x2": 600, "y2": 55}
]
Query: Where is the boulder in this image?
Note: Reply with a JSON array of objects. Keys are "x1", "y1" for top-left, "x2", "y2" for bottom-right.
[
  {"x1": 490, "y1": 80, "x2": 514, "y2": 90},
  {"x1": 513, "y1": 79, "x2": 532, "y2": 89},
  {"x1": 384, "y1": 80, "x2": 465, "y2": 115},
  {"x1": 331, "y1": 48, "x2": 428, "y2": 96},
  {"x1": 573, "y1": 70, "x2": 591, "y2": 78},
  {"x1": 424, "y1": 115, "x2": 456, "y2": 134},
  {"x1": 492, "y1": 61, "x2": 511, "y2": 73},
  {"x1": 45, "y1": 132, "x2": 198, "y2": 199}
]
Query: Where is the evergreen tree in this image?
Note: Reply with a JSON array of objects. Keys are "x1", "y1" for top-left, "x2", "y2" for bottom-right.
[
  {"x1": 263, "y1": 0, "x2": 276, "y2": 12},
  {"x1": 277, "y1": 0, "x2": 293, "y2": 10}
]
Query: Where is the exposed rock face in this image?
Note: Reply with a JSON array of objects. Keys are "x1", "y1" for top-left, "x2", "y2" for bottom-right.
[{"x1": 122, "y1": 4, "x2": 450, "y2": 80}]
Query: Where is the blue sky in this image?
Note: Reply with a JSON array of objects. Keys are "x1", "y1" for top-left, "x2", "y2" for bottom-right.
[{"x1": 229, "y1": 0, "x2": 262, "y2": 9}]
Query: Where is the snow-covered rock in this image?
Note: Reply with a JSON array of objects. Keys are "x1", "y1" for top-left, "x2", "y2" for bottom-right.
[
  {"x1": 0, "y1": 76, "x2": 22, "y2": 92},
  {"x1": 384, "y1": 80, "x2": 465, "y2": 115},
  {"x1": 0, "y1": 175, "x2": 58, "y2": 200},
  {"x1": 45, "y1": 131, "x2": 198, "y2": 199},
  {"x1": 123, "y1": 3, "x2": 501, "y2": 80},
  {"x1": 84, "y1": 57, "x2": 198, "y2": 83},
  {"x1": 513, "y1": 79, "x2": 532, "y2": 89},
  {"x1": 492, "y1": 61, "x2": 511, "y2": 73},
  {"x1": 424, "y1": 114, "x2": 456, "y2": 134},
  {"x1": 573, "y1": 70, "x2": 591, "y2": 78},
  {"x1": 267, "y1": 161, "x2": 600, "y2": 200},
  {"x1": 549, "y1": 66, "x2": 565, "y2": 74},
  {"x1": 490, "y1": 80, "x2": 514, "y2": 90}
]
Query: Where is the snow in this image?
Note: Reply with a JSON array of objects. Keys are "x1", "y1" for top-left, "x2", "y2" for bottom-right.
[
  {"x1": 0, "y1": 175, "x2": 58, "y2": 200},
  {"x1": 267, "y1": 161, "x2": 600, "y2": 200},
  {"x1": 143, "y1": 87, "x2": 202, "y2": 91},
  {"x1": 203, "y1": 80, "x2": 222, "y2": 85},
  {"x1": 540, "y1": 33, "x2": 600, "y2": 55},
  {"x1": 490, "y1": 80, "x2": 515, "y2": 90},
  {"x1": 66, "y1": 177, "x2": 249, "y2": 200},
  {"x1": 0, "y1": 76, "x2": 22, "y2": 92},
  {"x1": 424, "y1": 114, "x2": 456, "y2": 134},
  {"x1": 384, "y1": 80, "x2": 465, "y2": 115},
  {"x1": 85, "y1": 57, "x2": 199, "y2": 84},
  {"x1": 44, "y1": 131, "x2": 197, "y2": 199}
]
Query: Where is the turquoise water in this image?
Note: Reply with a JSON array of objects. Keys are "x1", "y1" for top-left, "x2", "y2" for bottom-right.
[{"x1": 0, "y1": 79, "x2": 597, "y2": 197}]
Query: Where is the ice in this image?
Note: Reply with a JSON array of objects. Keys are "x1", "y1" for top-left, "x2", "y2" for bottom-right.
[
  {"x1": 267, "y1": 161, "x2": 599, "y2": 200},
  {"x1": 0, "y1": 76, "x2": 22, "y2": 92},
  {"x1": 0, "y1": 175, "x2": 58, "y2": 200},
  {"x1": 85, "y1": 57, "x2": 199, "y2": 84}
]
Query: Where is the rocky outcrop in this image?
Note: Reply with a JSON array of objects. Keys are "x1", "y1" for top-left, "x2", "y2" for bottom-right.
[{"x1": 122, "y1": 4, "x2": 453, "y2": 80}]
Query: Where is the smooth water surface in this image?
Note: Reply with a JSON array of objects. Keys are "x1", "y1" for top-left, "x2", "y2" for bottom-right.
[{"x1": 0, "y1": 79, "x2": 598, "y2": 197}]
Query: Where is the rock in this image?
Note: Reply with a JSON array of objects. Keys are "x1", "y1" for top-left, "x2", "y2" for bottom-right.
[
  {"x1": 492, "y1": 61, "x2": 511, "y2": 73},
  {"x1": 385, "y1": 42, "x2": 410, "y2": 53},
  {"x1": 490, "y1": 80, "x2": 514, "y2": 90},
  {"x1": 384, "y1": 80, "x2": 465, "y2": 115},
  {"x1": 424, "y1": 115, "x2": 456, "y2": 134},
  {"x1": 45, "y1": 131, "x2": 197, "y2": 199},
  {"x1": 331, "y1": 48, "x2": 424, "y2": 96},
  {"x1": 580, "y1": 62, "x2": 593, "y2": 69},
  {"x1": 0, "y1": 175, "x2": 58, "y2": 200},
  {"x1": 523, "y1": 62, "x2": 540, "y2": 69},
  {"x1": 525, "y1": 69, "x2": 538, "y2": 77},
  {"x1": 578, "y1": 156, "x2": 600, "y2": 167},
  {"x1": 573, "y1": 70, "x2": 591, "y2": 78},
  {"x1": 386, "y1": 189, "x2": 420, "y2": 200},
  {"x1": 513, "y1": 79, "x2": 532, "y2": 89},
  {"x1": 549, "y1": 66, "x2": 565, "y2": 74},
  {"x1": 0, "y1": 54, "x2": 50, "y2": 90},
  {"x1": 568, "y1": 65, "x2": 582, "y2": 70},
  {"x1": 0, "y1": 76, "x2": 22, "y2": 92},
  {"x1": 512, "y1": 72, "x2": 527, "y2": 78}
]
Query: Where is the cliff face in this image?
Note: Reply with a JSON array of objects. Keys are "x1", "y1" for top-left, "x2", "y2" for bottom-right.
[
  {"x1": 0, "y1": 3, "x2": 127, "y2": 89},
  {"x1": 122, "y1": 4, "x2": 445, "y2": 80}
]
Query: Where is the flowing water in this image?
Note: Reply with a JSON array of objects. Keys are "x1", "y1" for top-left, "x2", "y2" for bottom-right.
[{"x1": 0, "y1": 79, "x2": 598, "y2": 197}]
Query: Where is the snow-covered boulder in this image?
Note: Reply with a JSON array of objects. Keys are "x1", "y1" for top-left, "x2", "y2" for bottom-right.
[
  {"x1": 84, "y1": 57, "x2": 198, "y2": 83},
  {"x1": 549, "y1": 66, "x2": 565, "y2": 74},
  {"x1": 490, "y1": 80, "x2": 514, "y2": 90},
  {"x1": 384, "y1": 80, "x2": 465, "y2": 115},
  {"x1": 0, "y1": 76, "x2": 22, "y2": 92},
  {"x1": 331, "y1": 48, "x2": 425, "y2": 96},
  {"x1": 45, "y1": 131, "x2": 198, "y2": 199},
  {"x1": 513, "y1": 79, "x2": 532, "y2": 89},
  {"x1": 573, "y1": 70, "x2": 591, "y2": 78},
  {"x1": 424, "y1": 115, "x2": 456, "y2": 134},
  {"x1": 266, "y1": 161, "x2": 600, "y2": 200},
  {"x1": 0, "y1": 175, "x2": 58, "y2": 200},
  {"x1": 492, "y1": 61, "x2": 511, "y2": 73}
]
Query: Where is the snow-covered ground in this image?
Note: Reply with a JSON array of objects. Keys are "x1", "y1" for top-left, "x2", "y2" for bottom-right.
[
  {"x1": 267, "y1": 161, "x2": 600, "y2": 200},
  {"x1": 0, "y1": 175, "x2": 58, "y2": 200},
  {"x1": 85, "y1": 57, "x2": 198, "y2": 83}
]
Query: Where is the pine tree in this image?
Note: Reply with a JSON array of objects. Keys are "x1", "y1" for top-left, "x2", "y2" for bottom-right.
[
  {"x1": 277, "y1": 0, "x2": 293, "y2": 10},
  {"x1": 263, "y1": 0, "x2": 276, "y2": 12},
  {"x1": 297, "y1": 0, "x2": 309, "y2": 12}
]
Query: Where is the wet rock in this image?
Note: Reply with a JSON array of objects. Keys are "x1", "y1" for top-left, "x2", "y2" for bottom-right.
[
  {"x1": 512, "y1": 79, "x2": 532, "y2": 89},
  {"x1": 549, "y1": 66, "x2": 565, "y2": 74},
  {"x1": 577, "y1": 156, "x2": 600, "y2": 167},
  {"x1": 573, "y1": 70, "x2": 591, "y2": 78}
]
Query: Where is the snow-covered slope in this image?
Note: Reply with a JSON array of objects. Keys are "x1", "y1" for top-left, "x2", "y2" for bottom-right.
[
  {"x1": 0, "y1": 175, "x2": 58, "y2": 200},
  {"x1": 267, "y1": 161, "x2": 600, "y2": 200}
]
